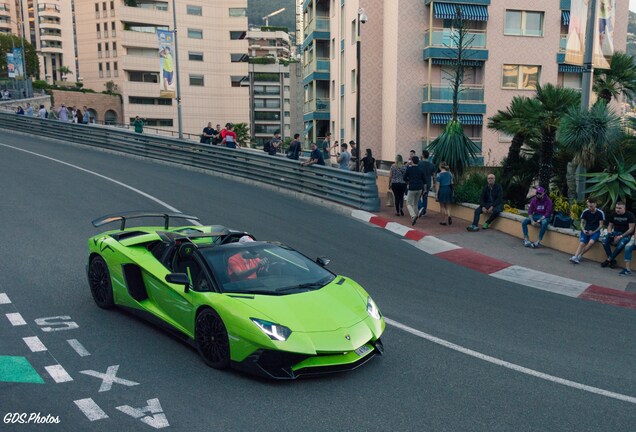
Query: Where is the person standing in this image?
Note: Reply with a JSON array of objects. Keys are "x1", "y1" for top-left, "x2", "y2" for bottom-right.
[
  {"x1": 301, "y1": 142, "x2": 325, "y2": 166},
  {"x1": 436, "y1": 162, "x2": 454, "y2": 225},
  {"x1": 570, "y1": 197, "x2": 605, "y2": 264},
  {"x1": 287, "y1": 133, "x2": 302, "y2": 160},
  {"x1": 200, "y1": 122, "x2": 215, "y2": 144},
  {"x1": 70, "y1": 106, "x2": 78, "y2": 123},
  {"x1": 57, "y1": 104, "x2": 69, "y2": 122},
  {"x1": 48, "y1": 104, "x2": 58, "y2": 120},
  {"x1": 221, "y1": 123, "x2": 238, "y2": 148},
  {"x1": 25, "y1": 103, "x2": 33, "y2": 117},
  {"x1": 601, "y1": 201, "x2": 635, "y2": 268},
  {"x1": 360, "y1": 149, "x2": 376, "y2": 176},
  {"x1": 133, "y1": 115, "x2": 144, "y2": 133},
  {"x1": 467, "y1": 173, "x2": 504, "y2": 231},
  {"x1": 83, "y1": 106, "x2": 90, "y2": 124},
  {"x1": 212, "y1": 123, "x2": 222, "y2": 145},
  {"x1": 337, "y1": 143, "x2": 351, "y2": 170},
  {"x1": 417, "y1": 150, "x2": 436, "y2": 217},
  {"x1": 38, "y1": 105, "x2": 47, "y2": 119},
  {"x1": 521, "y1": 186, "x2": 553, "y2": 248},
  {"x1": 404, "y1": 156, "x2": 426, "y2": 226},
  {"x1": 389, "y1": 155, "x2": 407, "y2": 216},
  {"x1": 266, "y1": 131, "x2": 282, "y2": 155},
  {"x1": 349, "y1": 140, "x2": 358, "y2": 170},
  {"x1": 319, "y1": 132, "x2": 332, "y2": 166}
]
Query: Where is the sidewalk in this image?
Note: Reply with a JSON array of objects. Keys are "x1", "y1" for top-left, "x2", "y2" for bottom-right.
[{"x1": 354, "y1": 195, "x2": 636, "y2": 309}]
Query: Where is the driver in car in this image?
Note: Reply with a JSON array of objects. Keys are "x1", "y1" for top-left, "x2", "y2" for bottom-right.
[{"x1": 227, "y1": 236, "x2": 269, "y2": 282}]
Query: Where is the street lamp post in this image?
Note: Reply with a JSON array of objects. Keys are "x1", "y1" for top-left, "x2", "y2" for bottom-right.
[
  {"x1": 355, "y1": 8, "x2": 368, "y2": 173},
  {"x1": 171, "y1": 0, "x2": 183, "y2": 139},
  {"x1": 18, "y1": 0, "x2": 28, "y2": 97}
]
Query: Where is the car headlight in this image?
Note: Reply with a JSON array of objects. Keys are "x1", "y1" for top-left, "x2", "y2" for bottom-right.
[
  {"x1": 367, "y1": 297, "x2": 381, "y2": 320},
  {"x1": 250, "y1": 318, "x2": 292, "y2": 341}
]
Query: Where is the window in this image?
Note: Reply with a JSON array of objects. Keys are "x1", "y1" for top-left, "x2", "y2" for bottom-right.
[
  {"x1": 96, "y1": 23, "x2": 101, "y2": 39},
  {"x1": 110, "y1": 1, "x2": 114, "y2": 16},
  {"x1": 230, "y1": 53, "x2": 247, "y2": 62},
  {"x1": 229, "y1": 8, "x2": 247, "y2": 17},
  {"x1": 188, "y1": 51, "x2": 203, "y2": 61},
  {"x1": 254, "y1": 111, "x2": 281, "y2": 121},
  {"x1": 230, "y1": 31, "x2": 246, "y2": 40},
  {"x1": 231, "y1": 76, "x2": 246, "y2": 87},
  {"x1": 504, "y1": 10, "x2": 544, "y2": 37},
  {"x1": 111, "y1": 22, "x2": 116, "y2": 37},
  {"x1": 187, "y1": 5, "x2": 202, "y2": 16},
  {"x1": 104, "y1": 26, "x2": 108, "y2": 38},
  {"x1": 284, "y1": 111, "x2": 290, "y2": 118},
  {"x1": 502, "y1": 64, "x2": 541, "y2": 90},
  {"x1": 130, "y1": 118, "x2": 174, "y2": 127},
  {"x1": 351, "y1": 117, "x2": 356, "y2": 138},
  {"x1": 254, "y1": 98, "x2": 280, "y2": 108},
  {"x1": 97, "y1": 43, "x2": 102, "y2": 58},
  {"x1": 129, "y1": 96, "x2": 173, "y2": 105},
  {"x1": 188, "y1": 28, "x2": 203, "y2": 39},
  {"x1": 114, "y1": 61, "x2": 118, "y2": 77},
  {"x1": 112, "y1": 42, "x2": 117, "y2": 57},
  {"x1": 98, "y1": 63, "x2": 103, "y2": 78},
  {"x1": 106, "y1": 62, "x2": 111, "y2": 78},
  {"x1": 351, "y1": 19, "x2": 356, "y2": 45},
  {"x1": 189, "y1": 74, "x2": 205, "y2": 86},
  {"x1": 95, "y1": 3, "x2": 99, "y2": 18},
  {"x1": 331, "y1": 38, "x2": 335, "y2": 59},
  {"x1": 128, "y1": 71, "x2": 159, "y2": 83},
  {"x1": 351, "y1": 69, "x2": 356, "y2": 92},
  {"x1": 331, "y1": 80, "x2": 335, "y2": 99}
]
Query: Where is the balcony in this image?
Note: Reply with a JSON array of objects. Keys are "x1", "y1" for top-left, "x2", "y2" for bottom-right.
[
  {"x1": 38, "y1": 5, "x2": 61, "y2": 19},
  {"x1": 121, "y1": 30, "x2": 158, "y2": 48},
  {"x1": 303, "y1": 17, "x2": 330, "y2": 48},
  {"x1": 0, "y1": 3, "x2": 10, "y2": 17},
  {"x1": 423, "y1": 84, "x2": 485, "y2": 103},
  {"x1": 40, "y1": 33, "x2": 63, "y2": 43},
  {"x1": 303, "y1": 98, "x2": 330, "y2": 113},
  {"x1": 41, "y1": 45, "x2": 63, "y2": 54},
  {"x1": 303, "y1": 57, "x2": 330, "y2": 78},
  {"x1": 121, "y1": 54, "x2": 159, "y2": 71},
  {"x1": 39, "y1": 20, "x2": 62, "y2": 31},
  {"x1": 119, "y1": 5, "x2": 171, "y2": 27},
  {"x1": 423, "y1": 28, "x2": 489, "y2": 62},
  {"x1": 559, "y1": 34, "x2": 567, "y2": 52}
]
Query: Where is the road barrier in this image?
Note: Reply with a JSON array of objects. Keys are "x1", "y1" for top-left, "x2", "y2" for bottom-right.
[{"x1": 0, "y1": 112, "x2": 380, "y2": 211}]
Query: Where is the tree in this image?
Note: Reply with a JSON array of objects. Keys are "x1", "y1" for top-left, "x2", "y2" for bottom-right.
[
  {"x1": 426, "y1": 8, "x2": 480, "y2": 178},
  {"x1": 487, "y1": 96, "x2": 540, "y2": 186},
  {"x1": 104, "y1": 80, "x2": 119, "y2": 93},
  {"x1": 593, "y1": 51, "x2": 636, "y2": 104},
  {"x1": 0, "y1": 34, "x2": 39, "y2": 78},
  {"x1": 58, "y1": 66, "x2": 73, "y2": 80},
  {"x1": 533, "y1": 83, "x2": 580, "y2": 190},
  {"x1": 232, "y1": 123, "x2": 253, "y2": 148}
]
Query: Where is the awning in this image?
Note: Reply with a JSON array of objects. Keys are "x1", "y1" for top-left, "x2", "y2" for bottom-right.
[
  {"x1": 561, "y1": 10, "x2": 570, "y2": 26},
  {"x1": 433, "y1": 3, "x2": 489, "y2": 22},
  {"x1": 431, "y1": 58, "x2": 484, "y2": 67},
  {"x1": 558, "y1": 64, "x2": 583, "y2": 73},
  {"x1": 430, "y1": 114, "x2": 483, "y2": 125}
]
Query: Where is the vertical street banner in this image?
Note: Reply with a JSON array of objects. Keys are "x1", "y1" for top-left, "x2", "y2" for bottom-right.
[
  {"x1": 12, "y1": 48, "x2": 24, "y2": 79},
  {"x1": 6, "y1": 53, "x2": 15, "y2": 78},
  {"x1": 157, "y1": 30, "x2": 176, "y2": 98},
  {"x1": 565, "y1": 0, "x2": 615, "y2": 68}
]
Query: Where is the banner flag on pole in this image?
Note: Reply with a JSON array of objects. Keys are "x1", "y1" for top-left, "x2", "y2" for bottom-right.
[
  {"x1": 7, "y1": 53, "x2": 15, "y2": 78},
  {"x1": 565, "y1": 0, "x2": 615, "y2": 69},
  {"x1": 157, "y1": 30, "x2": 176, "y2": 98},
  {"x1": 12, "y1": 48, "x2": 24, "y2": 79}
]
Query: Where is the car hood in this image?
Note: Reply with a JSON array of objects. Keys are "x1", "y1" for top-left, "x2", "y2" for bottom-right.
[{"x1": 232, "y1": 277, "x2": 368, "y2": 332}]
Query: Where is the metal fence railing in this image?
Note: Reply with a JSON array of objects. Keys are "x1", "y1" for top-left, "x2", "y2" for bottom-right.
[{"x1": 0, "y1": 112, "x2": 380, "y2": 211}]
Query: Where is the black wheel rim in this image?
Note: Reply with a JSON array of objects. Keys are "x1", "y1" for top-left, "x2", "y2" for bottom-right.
[
  {"x1": 196, "y1": 313, "x2": 228, "y2": 364},
  {"x1": 89, "y1": 259, "x2": 109, "y2": 304}
]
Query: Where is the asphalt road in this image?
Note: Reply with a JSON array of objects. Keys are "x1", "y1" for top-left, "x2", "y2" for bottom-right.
[{"x1": 0, "y1": 131, "x2": 634, "y2": 432}]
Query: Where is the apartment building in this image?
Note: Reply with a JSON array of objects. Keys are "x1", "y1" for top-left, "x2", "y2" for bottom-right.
[
  {"x1": 0, "y1": 0, "x2": 77, "y2": 83},
  {"x1": 302, "y1": 0, "x2": 628, "y2": 165},
  {"x1": 74, "y1": 0, "x2": 249, "y2": 133},
  {"x1": 248, "y1": 28, "x2": 292, "y2": 146}
]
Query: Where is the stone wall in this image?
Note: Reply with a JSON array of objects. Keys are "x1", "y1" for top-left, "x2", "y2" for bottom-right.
[{"x1": 50, "y1": 90, "x2": 123, "y2": 125}]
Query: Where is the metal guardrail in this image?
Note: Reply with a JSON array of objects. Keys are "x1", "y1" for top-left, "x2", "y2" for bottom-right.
[{"x1": 0, "y1": 112, "x2": 380, "y2": 211}]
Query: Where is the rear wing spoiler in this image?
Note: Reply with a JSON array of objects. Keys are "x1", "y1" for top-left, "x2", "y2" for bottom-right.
[{"x1": 92, "y1": 211, "x2": 200, "y2": 231}]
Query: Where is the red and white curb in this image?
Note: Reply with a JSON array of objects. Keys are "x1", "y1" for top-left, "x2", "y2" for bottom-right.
[{"x1": 351, "y1": 210, "x2": 636, "y2": 310}]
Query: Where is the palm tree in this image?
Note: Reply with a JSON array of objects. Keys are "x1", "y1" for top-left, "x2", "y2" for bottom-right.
[
  {"x1": 534, "y1": 83, "x2": 580, "y2": 190},
  {"x1": 487, "y1": 96, "x2": 540, "y2": 186},
  {"x1": 593, "y1": 51, "x2": 636, "y2": 104},
  {"x1": 58, "y1": 65, "x2": 73, "y2": 81},
  {"x1": 557, "y1": 102, "x2": 623, "y2": 198}
]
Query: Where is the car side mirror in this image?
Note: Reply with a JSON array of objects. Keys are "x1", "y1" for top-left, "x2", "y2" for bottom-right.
[
  {"x1": 165, "y1": 273, "x2": 191, "y2": 292},
  {"x1": 316, "y1": 257, "x2": 330, "y2": 267}
]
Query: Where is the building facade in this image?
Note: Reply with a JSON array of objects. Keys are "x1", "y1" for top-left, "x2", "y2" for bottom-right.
[
  {"x1": 302, "y1": 0, "x2": 628, "y2": 165},
  {"x1": 74, "y1": 0, "x2": 249, "y2": 133}
]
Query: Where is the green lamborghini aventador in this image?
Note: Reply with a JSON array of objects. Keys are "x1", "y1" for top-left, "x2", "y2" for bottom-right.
[{"x1": 87, "y1": 211, "x2": 385, "y2": 379}]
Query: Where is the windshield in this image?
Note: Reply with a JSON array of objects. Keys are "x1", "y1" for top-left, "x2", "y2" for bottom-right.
[{"x1": 200, "y1": 243, "x2": 335, "y2": 295}]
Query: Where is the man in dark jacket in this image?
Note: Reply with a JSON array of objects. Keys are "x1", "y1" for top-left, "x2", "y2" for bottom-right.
[
  {"x1": 467, "y1": 173, "x2": 503, "y2": 232},
  {"x1": 404, "y1": 156, "x2": 426, "y2": 226}
]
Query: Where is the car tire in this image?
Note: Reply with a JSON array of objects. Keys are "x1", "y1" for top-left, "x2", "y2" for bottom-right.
[
  {"x1": 88, "y1": 256, "x2": 115, "y2": 309},
  {"x1": 195, "y1": 308, "x2": 230, "y2": 369}
]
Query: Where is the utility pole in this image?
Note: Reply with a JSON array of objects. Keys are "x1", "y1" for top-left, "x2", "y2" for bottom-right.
[{"x1": 172, "y1": 0, "x2": 183, "y2": 139}]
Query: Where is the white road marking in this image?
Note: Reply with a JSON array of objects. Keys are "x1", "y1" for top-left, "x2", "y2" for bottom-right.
[
  {"x1": 80, "y1": 365, "x2": 139, "y2": 392},
  {"x1": 384, "y1": 222, "x2": 412, "y2": 237},
  {"x1": 74, "y1": 398, "x2": 109, "y2": 421},
  {"x1": 4, "y1": 141, "x2": 630, "y2": 406},
  {"x1": 0, "y1": 143, "x2": 202, "y2": 226},
  {"x1": 409, "y1": 236, "x2": 462, "y2": 255},
  {"x1": 35, "y1": 316, "x2": 79, "y2": 332},
  {"x1": 23, "y1": 336, "x2": 47, "y2": 352},
  {"x1": 490, "y1": 265, "x2": 590, "y2": 298},
  {"x1": 44, "y1": 365, "x2": 73, "y2": 383},
  {"x1": 67, "y1": 339, "x2": 91, "y2": 357},
  {"x1": 6, "y1": 312, "x2": 27, "y2": 326},
  {"x1": 0, "y1": 293, "x2": 11, "y2": 304},
  {"x1": 116, "y1": 398, "x2": 170, "y2": 429},
  {"x1": 350, "y1": 209, "x2": 374, "y2": 223},
  {"x1": 385, "y1": 317, "x2": 636, "y2": 405}
]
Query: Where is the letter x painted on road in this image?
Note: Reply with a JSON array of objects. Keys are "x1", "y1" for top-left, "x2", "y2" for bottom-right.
[{"x1": 80, "y1": 365, "x2": 139, "y2": 392}]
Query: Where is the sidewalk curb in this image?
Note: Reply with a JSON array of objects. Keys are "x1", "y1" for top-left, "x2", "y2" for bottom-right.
[{"x1": 351, "y1": 210, "x2": 636, "y2": 311}]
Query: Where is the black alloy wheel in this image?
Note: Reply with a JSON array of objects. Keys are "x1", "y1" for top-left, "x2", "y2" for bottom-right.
[
  {"x1": 195, "y1": 309, "x2": 230, "y2": 369},
  {"x1": 88, "y1": 256, "x2": 115, "y2": 309}
]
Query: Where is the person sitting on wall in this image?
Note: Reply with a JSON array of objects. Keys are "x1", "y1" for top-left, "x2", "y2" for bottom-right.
[
  {"x1": 521, "y1": 186, "x2": 553, "y2": 248},
  {"x1": 467, "y1": 173, "x2": 503, "y2": 232}
]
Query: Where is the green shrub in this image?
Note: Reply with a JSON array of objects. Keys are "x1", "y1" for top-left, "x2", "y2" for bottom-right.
[
  {"x1": 33, "y1": 80, "x2": 49, "y2": 90},
  {"x1": 454, "y1": 172, "x2": 486, "y2": 204}
]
